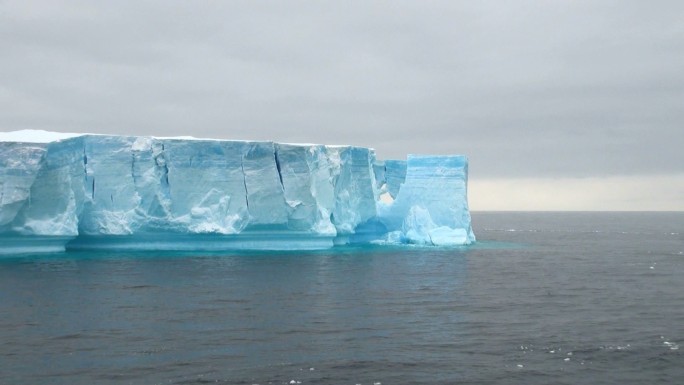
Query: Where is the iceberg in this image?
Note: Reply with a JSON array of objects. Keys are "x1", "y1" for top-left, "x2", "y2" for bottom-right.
[{"x1": 0, "y1": 130, "x2": 475, "y2": 253}]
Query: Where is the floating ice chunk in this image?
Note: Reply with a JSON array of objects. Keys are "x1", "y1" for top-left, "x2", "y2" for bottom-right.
[{"x1": 0, "y1": 131, "x2": 476, "y2": 252}]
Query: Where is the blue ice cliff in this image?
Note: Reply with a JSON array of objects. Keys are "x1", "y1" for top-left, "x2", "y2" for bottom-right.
[{"x1": 0, "y1": 130, "x2": 475, "y2": 253}]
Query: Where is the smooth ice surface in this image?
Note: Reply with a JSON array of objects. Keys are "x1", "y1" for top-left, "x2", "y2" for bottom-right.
[{"x1": 0, "y1": 130, "x2": 475, "y2": 252}]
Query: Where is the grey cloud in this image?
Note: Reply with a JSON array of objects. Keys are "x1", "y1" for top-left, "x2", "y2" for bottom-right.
[{"x1": 1, "y1": 0, "x2": 683, "y2": 179}]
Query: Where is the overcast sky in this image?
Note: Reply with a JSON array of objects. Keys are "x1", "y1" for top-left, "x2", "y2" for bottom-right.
[{"x1": 1, "y1": 1, "x2": 683, "y2": 210}]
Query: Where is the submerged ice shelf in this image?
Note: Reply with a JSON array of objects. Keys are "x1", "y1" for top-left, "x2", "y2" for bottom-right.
[{"x1": 0, "y1": 130, "x2": 475, "y2": 253}]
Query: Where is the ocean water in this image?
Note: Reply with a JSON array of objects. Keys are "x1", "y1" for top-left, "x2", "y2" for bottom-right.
[{"x1": 1, "y1": 212, "x2": 682, "y2": 385}]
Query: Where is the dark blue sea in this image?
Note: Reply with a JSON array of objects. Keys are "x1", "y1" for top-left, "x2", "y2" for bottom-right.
[{"x1": 1, "y1": 212, "x2": 683, "y2": 385}]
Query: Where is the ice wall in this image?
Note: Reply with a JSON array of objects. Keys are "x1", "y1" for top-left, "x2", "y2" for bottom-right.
[
  {"x1": 377, "y1": 155, "x2": 476, "y2": 245},
  {"x1": 0, "y1": 142, "x2": 47, "y2": 229},
  {"x1": 0, "y1": 131, "x2": 475, "y2": 253}
]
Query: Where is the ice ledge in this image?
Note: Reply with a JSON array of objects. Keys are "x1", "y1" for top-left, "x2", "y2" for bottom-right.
[
  {"x1": 0, "y1": 235, "x2": 76, "y2": 254},
  {"x1": 0, "y1": 131, "x2": 475, "y2": 253}
]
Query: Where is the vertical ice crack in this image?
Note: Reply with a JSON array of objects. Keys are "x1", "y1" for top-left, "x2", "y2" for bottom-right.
[
  {"x1": 427, "y1": 232, "x2": 435, "y2": 247},
  {"x1": 83, "y1": 146, "x2": 88, "y2": 182},
  {"x1": 161, "y1": 164, "x2": 170, "y2": 188},
  {"x1": 160, "y1": 144, "x2": 170, "y2": 187},
  {"x1": 130, "y1": 152, "x2": 137, "y2": 185},
  {"x1": 274, "y1": 148, "x2": 284, "y2": 191},
  {"x1": 155, "y1": 142, "x2": 171, "y2": 199},
  {"x1": 240, "y1": 156, "x2": 250, "y2": 211}
]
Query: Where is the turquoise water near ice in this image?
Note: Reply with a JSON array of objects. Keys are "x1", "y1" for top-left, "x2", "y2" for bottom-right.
[{"x1": 1, "y1": 212, "x2": 683, "y2": 384}]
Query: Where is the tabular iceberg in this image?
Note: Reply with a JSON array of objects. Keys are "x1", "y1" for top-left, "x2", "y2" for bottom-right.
[{"x1": 0, "y1": 130, "x2": 475, "y2": 253}]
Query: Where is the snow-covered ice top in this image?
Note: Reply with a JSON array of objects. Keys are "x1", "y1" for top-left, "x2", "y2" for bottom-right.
[
  {"x1": 0, "y1": 130, "x2": 361, "y2": 148},
  {"x1": 0, "y1": 129, "x2": 85, "y2": 143},
  {"x1": 0, "y1": 130, "x2": 475, "y2": 253}
]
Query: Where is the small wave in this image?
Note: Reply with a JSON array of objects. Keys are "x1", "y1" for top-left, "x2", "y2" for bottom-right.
[
  {"x1": 121, "y1": 284, "x2": 157, "y2": 290},
  {"x1": 50, "y1": 333, "x2": 84, "y2": 340},
  {"x1": 663, "y1": 341, "x2": 679, "y2": 350},
  {"x1": 600, "y1": 344, "x2": 631, "y2": 351},
  {"x1": 661, "y1": 336, "x2": 680, "y2": 351}
]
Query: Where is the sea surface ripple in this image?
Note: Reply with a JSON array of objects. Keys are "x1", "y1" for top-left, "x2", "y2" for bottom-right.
[{"x1": 1, "y1": 212, "x2": 682, "y2": 384}]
